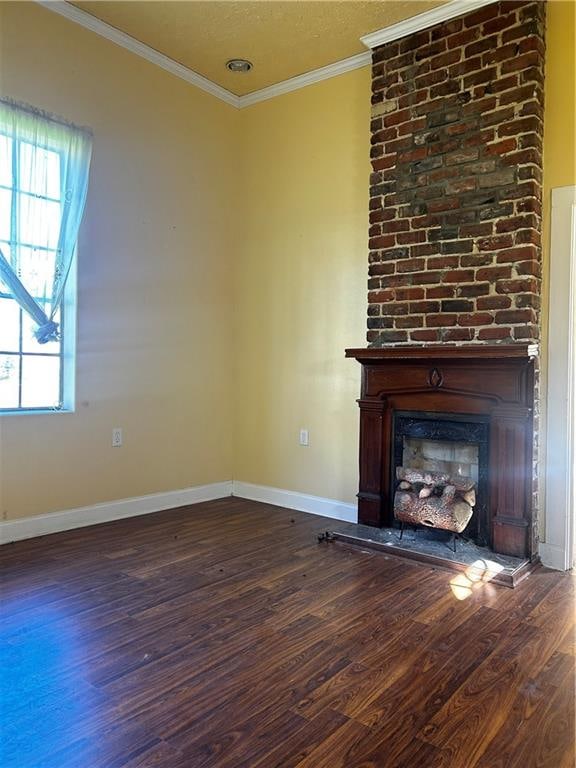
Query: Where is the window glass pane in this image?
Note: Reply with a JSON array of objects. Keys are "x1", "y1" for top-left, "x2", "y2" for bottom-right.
[
  {"x1": 0, "y1": 298, "x2": 20, "y2": 351},
  {"x1": 0, "y1": 240, "x2": 12, "y2": 293},
  {"x1": 22, "y1": 308, "x2": 60, "y2": 354},
  {"x1": 21, "y1": 355, "x2": 60, "y2": 408},
  {"x1": 16, "y1": 246, "x2": 56, "y2": 302},
  {"x1": 0, "y1": 134, "x2": 12, "y2": 187},
  {"x1": 0, "y1": 354, "x2": 19, "y2": 408},
  {"x1": 0, "y1": 188, "x2": 11, "y2": 242},
  {"x1": 19, "y1": 142, "x2": 60, "y2": 199},
  {"x1": 18, "y1": 193, "x2": 61, "y2": 250}
]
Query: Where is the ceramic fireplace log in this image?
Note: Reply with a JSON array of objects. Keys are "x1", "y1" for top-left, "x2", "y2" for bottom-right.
[
  {"x1": 393, "y1": 472, "x2": 475, "y2": 534},
  {"x1": 396, "y1": 466, "x2": 475, "y2": 492}
]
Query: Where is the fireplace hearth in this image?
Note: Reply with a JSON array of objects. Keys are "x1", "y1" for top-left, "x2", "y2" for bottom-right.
[
  {"x1": 326, "y1": 521, "x2": 530, "y2": 588},
  {"x1": 345, "y1": 344, "x2": 537, "y2": 560}
]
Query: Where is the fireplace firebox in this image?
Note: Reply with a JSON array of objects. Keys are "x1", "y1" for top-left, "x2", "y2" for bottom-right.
[
  {"x1": 393, "y1": 412, "x2": 490, "y2": 547},
  {"x1": 345, "y1": 344, "x2": 537, "y2": 559}
]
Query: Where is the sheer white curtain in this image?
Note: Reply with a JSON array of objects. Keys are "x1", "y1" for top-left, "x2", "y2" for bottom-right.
[{"x1": 0, "y1": 98, "x2": 93, "y2": 342}]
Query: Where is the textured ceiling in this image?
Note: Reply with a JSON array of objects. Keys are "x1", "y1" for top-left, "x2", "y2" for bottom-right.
[{"x1": 73, "y1": 1, "x2": 447, "y2": 95}]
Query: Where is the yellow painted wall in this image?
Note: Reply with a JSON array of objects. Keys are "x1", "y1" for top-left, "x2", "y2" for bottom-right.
[
  {"x1": 234, "y1": 70, "x2": 370, "y2": 503},
  {"x1": 1, "y1": 0, "x2": 574, "y2": 525},
  {"x1": 0, "y1": 2, "x2": 237, "y2": 520},
  {"x1": 542, "y1": 0, "x2": 576, "y2": 208},
  {"x1": 541, "y1": 0, "x2": 576, "y2": 337}
]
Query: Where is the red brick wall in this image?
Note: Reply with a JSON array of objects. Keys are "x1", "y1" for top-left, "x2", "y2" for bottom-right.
[{"x1": 367, "y1": 0, "x2": 545, "y2": 346}]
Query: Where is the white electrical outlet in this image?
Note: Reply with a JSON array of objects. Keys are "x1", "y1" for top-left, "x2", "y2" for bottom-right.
[
  {"x1": 299, "y1": 428, "x2": 309, "y2": 446},
  {"x1": 112, "y1": 427, "x2": 123, "y2": 447}
]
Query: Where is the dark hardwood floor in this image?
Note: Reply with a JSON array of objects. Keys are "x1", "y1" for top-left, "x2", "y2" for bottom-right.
[{"x1": 1, "y1": 498, "x2": 574, "y2": 768}]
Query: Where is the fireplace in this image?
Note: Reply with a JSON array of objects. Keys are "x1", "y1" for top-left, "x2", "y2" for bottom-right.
[
  {"x1": 393, "y1": 411, "x2": 490, "y2": 546},
  {"x1": 345, "y1": 344, "x2": 537, "y2": 559},
  {"x1": 342, "y1": 1, "x2": 544, "y2": 566}
]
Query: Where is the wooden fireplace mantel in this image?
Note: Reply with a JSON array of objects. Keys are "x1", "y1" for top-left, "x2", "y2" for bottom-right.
[
  {"x1": 345, "y1": 344, "x2": 537, "y2": 559},
  {"x1": 345, "y1": 343, "x2": 538, "y2": 362}
]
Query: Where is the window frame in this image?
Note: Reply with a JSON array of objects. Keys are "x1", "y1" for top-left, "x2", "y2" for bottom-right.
[{"x1": 0, "y1": 132, "x2": 77, "y2": 415}]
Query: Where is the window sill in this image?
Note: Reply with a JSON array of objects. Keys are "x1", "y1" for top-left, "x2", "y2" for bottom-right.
[{"x1": 0, "y1": 407, "x2": 75, "y2": 416}]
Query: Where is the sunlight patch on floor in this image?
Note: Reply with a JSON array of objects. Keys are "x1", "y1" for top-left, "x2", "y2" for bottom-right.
[{"x1": 450, "y1": 559, "x2": 505, "y2": 600}]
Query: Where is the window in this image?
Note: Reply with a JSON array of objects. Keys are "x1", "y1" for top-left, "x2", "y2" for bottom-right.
[
  {"x1": 0, "y1": 100, "x2": 92, "y2": 413},
  {"x1": 0, "y1": 136, "x2": 66, "y2": 410}
]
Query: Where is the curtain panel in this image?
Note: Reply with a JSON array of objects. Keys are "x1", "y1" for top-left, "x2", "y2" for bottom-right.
[{"x1": 0, "y1": 98, "x2": 93, "y2": 342}]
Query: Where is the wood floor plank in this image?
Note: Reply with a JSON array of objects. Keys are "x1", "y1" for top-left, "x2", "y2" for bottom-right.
[
  {"x1": 1, "y1": 498, "x2": 574, "y2": 768},
  {"x1": 250, "y1": 708, "x2": 350, "y2": 768},
  {"x1": 291, "y1": 716, "x2": 372, "y2": 768},
  {"x1": 417, "y1": 615, "x2": 572, "y2": 767},
  {"x1": 474, "y1": 663, "x2": 575, "y2": 768}
]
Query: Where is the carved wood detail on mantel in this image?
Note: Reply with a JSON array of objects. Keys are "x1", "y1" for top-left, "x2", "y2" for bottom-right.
[{"x1": 345, "y1": 344, "x2": 537, "y2": 558}]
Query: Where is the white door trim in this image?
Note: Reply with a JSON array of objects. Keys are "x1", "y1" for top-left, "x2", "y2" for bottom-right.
[{"x1": 542, "y1": 185, "x2": 576, "y2": 570}]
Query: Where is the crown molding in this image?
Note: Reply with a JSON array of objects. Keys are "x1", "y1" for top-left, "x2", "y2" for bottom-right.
[
  {"x1": 360, "y1": 0, "x2": 497, "y2": 49},
  {"x1": 238, "y1": 51, "x2": 371, "y2": 108},
  {"x1": 36, "y1": 0, "x2": 497, "y2": 110},
  {"x1": 37, "y1": 1, "x2": 370, "y2": 109},
  {"x1": 36, "y1": 1, "x2": 241, "y2": 107}
]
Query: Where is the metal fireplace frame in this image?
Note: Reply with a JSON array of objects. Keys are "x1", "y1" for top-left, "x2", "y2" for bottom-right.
[{"x1": 392, "y1": 410, "x2": 490, "y2": 547}]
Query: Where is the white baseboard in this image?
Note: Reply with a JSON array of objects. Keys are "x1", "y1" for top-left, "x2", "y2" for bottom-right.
[
  {"x1": 539, "y1": 542, "x2": 572, "y2": 571},
  {"x1": 0, "y1": 481, "x2": 233, "y2": 544},
  {"x1": 232, "y1": 481, "x2": 357, "y2": 524},
  {"x1": 4, "y1": 476, "x2": 569, "y2": 570},
  {"x1": 0, "y1": 479, "x2": 357, "y2": 545}
]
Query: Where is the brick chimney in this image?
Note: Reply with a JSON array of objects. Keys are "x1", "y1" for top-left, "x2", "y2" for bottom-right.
[{"x1": 367, "y1": 0, "x2": 545, "y2": 347}]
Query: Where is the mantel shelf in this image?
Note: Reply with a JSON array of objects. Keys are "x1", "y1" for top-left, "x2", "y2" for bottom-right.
[{"x1": 345, "y1": 343, "x2": 538, "y2": 362}]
